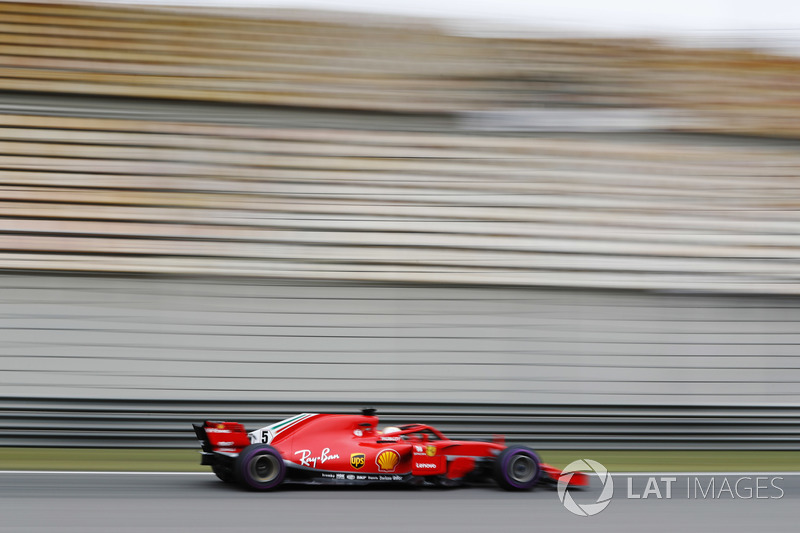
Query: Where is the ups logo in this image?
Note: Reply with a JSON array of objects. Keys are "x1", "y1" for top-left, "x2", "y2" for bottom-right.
[{"x1": 350, "y1": 453, "x2": 365, "y2": 470}]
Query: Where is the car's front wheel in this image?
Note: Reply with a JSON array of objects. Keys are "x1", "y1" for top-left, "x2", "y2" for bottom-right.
[
  {"x1": 493, "y1": 446, "x2": 541, "y2": 491},
  {"x1": 234, "y1": 444, "x2": 286, "y2": 491}
]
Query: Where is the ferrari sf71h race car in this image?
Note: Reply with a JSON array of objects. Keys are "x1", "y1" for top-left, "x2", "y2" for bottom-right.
[{"x1": 193, "y1": 410, "x2": 587, "y2": 491}]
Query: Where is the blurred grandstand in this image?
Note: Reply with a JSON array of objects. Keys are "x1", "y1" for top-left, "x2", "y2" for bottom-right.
[{"x1": 0, "y1": 1, "x2": 799, "y2": 448}]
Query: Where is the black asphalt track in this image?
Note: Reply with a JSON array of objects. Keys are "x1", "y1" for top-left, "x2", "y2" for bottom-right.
[{"x1": 1, "y1": 472, "x2": 797, "y2": 532}]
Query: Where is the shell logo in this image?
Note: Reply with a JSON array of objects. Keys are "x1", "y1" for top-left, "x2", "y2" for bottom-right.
[{"x1": 375, "y1": 449, "x2": 401, "y2": 472}]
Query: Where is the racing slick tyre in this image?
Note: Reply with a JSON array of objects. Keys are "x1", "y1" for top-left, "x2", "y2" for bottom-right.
[
  {"x1": 234, "y1": 444, "x2": 286, "y2": 491},
  {"x1": 493, "y1": 446, "x2": 541, "y2": 491},
  {"x1": 212, "y1": 465, "x2": 234, "y2": 483}
]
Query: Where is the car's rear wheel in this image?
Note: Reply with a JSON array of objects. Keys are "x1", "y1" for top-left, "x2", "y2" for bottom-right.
[
  {"x1": 493, "y1": 446, "x2": 541, "y2": 491},
  {"x1": 234, "y1": 444, "x2": 286, "y2": 490}
]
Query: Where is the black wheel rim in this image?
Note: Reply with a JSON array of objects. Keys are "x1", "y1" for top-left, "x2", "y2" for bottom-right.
[
  {"x1": 509, "y1": 455, "x2": 536, "y2": 483},
  {"x1": 248, "y1": 454, "x2": 280, "y2": 483}
]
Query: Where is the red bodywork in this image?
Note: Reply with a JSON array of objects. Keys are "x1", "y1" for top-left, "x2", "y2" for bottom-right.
[{"x1": 193, "y1": 412, "x2": 588, "y2": 489}]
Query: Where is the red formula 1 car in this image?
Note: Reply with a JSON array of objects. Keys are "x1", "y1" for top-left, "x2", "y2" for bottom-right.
[{"x1": 193, "y1": 409, "x2": 587, "y2": 491}]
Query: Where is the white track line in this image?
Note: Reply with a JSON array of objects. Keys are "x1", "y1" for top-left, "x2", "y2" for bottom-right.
[
  {"x1": 0, "y1": 470, "x2": 212, "y2": 475},
  {"x1": 614, "y1": 472, "x2": 800, "y2": 477},
  {"x1": 0, "y1": 470, "x2": 797, "y2": 476}
]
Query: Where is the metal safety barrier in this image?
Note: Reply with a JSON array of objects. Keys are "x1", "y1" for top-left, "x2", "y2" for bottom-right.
[{"x1": 2, "y1": 398, "x2": 798, "y2": 450}]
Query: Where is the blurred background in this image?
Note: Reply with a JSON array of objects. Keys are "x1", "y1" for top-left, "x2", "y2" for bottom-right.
[{"x1": 1, "y1": 0, "x2": 800, "y2": 451}]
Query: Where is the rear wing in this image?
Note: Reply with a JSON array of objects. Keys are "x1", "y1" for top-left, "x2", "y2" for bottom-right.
[{"x1": 193, "y1": 420, "x2": 250, "y2": 459}]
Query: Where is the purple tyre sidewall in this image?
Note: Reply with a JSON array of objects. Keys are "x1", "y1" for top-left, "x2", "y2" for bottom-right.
[
  {"x1": 239, "y1": 446, "x2": 286, "y2": 490},
  {"x1": 500, "y1": 447, "x2": 541, "y2": 490}
]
